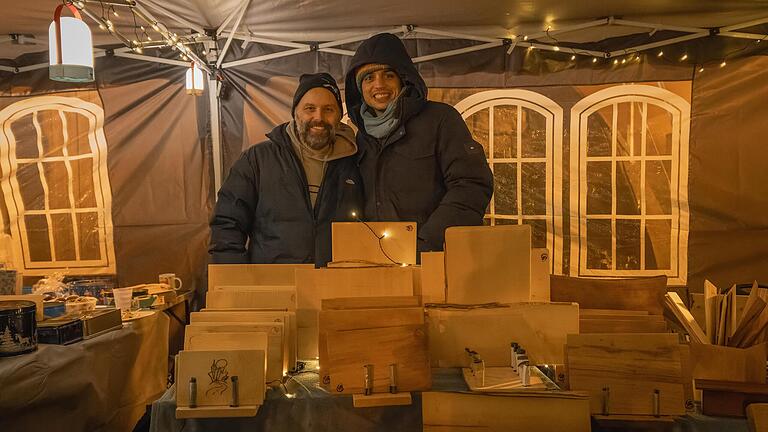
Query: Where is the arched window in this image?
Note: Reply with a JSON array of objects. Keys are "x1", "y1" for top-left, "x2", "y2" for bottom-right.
[
  {"x1": 0, "y1": 95, "x2": 115, "y2": 275},
  {"x1": 455, "y1": 90, "x2": 563, "y2": 272},
  {"x1": 569, "y1": 85, "x2": 690, "y2": 285}
]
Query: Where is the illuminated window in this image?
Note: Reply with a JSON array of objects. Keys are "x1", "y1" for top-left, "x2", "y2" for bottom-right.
[
  {"x1": 0, "y1": 95, "x2": 115, "y2": 275},
  {"x1": 456, "y1": 90, "x2": 563, "y2": 271},
  {"x1": 569, "y1": 85, "x2": 690, "y2": 285}
]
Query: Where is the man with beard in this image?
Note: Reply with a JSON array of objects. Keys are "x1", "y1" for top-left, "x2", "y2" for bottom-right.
[
  {"x1": 210, "y1": 73, "x2": 361, "y2": 266},
  {"x1": 344, "y1": 33, "x2": 493, "y2": 254}
]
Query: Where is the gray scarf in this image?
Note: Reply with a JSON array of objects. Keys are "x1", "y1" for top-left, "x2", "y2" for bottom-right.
[{"x1": 360, "y1": 88, "x2": 406, "y2": 139}]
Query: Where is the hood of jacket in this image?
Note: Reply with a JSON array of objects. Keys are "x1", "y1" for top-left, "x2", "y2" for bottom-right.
[{"x1": 344, "y1": 33, "x2": 428, "y2": 134}]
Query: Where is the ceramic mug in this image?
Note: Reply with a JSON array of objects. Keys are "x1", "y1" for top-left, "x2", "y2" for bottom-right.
[{"x1": 159, "y1": 273, "x2": 183, "y2": 291}]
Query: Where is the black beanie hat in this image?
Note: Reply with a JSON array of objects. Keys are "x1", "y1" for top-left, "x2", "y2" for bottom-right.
[{"x1": 292, "y1": 73, "x2": 343, "y2": 116}]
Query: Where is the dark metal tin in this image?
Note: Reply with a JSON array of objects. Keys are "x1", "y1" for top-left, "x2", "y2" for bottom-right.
[{"x1": 0, "y1": 300, "x2": 38, "y2": 357}]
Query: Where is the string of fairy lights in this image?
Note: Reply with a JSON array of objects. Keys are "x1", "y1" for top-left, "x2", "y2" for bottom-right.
[{"x1": 62, "y1": 0, "x2": 768, "y2": 75}]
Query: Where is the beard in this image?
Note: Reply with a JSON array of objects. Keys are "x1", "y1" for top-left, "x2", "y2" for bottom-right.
[{"x1": 298, "y1": 119, "x2": 335, "y2": 150}]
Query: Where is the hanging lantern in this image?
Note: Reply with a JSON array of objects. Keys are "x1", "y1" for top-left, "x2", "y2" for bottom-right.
[
  {"x1": 185, "y1": 62, "x2": 205, "y2": 96},
  {"x1": 49, "y1": 3, "x2": 94, "y2": 82}
]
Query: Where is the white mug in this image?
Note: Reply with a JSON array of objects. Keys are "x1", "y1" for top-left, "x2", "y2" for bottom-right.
[{"x1": 159, "y1": 273, "x2": 183, "y2": 291}]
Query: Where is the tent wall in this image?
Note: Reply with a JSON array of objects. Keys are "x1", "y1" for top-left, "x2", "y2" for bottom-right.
[{"x1": 0, "y1": 53, "x2": 213, "y2": 296}]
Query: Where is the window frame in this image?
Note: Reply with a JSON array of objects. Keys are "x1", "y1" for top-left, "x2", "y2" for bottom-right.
[
  {"x1": 568, "y1": 85, "x2": 690, "y2": 285},
  {"x1": 0, "y1": 95, "x2": 116, "y2": 275},
  {"x1": 455, "y1": 90, "x2": 564, "y2": 273}
]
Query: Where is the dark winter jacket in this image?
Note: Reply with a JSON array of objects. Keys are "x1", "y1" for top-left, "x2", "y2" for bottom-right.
[
  {"x1": 344, "y1": 33, "x2": 493, "y2": 252},
  {"x1": 209, "y1": 124, "x2": 363, "y2": 266}
]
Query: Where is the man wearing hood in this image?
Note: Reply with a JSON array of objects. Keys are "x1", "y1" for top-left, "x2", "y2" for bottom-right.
[
  {"x1": 344, "y1": 33, "x2": 493, "y2": 253},
  {"x1": 210, "y1": 73, "x2": 361, "y2": 266}
]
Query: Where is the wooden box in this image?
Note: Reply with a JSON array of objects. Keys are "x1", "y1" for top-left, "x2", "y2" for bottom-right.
[
  {"x1": 319, "y1": 296, "x2": 429, "y2": 395},
  {"x1": 426, "y1": 302, "x2": 579, "y2": 366},
  {"x1": 208, "y1": 264, "x2": 311, "y2": 289},
  {"x1": 566, "y1": 333, "x2": 685, "y2": 416},
  {"x1": 295, "y1": 267, "x2": 414, "y2": 359}
]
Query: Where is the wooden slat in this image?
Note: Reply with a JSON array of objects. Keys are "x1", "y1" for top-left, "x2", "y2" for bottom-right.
[
  {"x1": 530, "y1": 248, "x2": 551, "y2": 302},
  {"x1": 321, "y1": 296, "x2": 421, "y2": 310},
  {"x1": 689, "y1": 342, "x2": 766, "y2": 384},
  {"x1": 665, "y1": 292, "x2": 708, "y2": 344},
  {"x1": 704, "y1": 280, "x2": 718, "y2": 344},
  {"x1": 420, "y1": 252, "x2": 446, "y2": 304},
  {"x1": 579, "y1": 318, "x2": 667, "y2": 333},
  {"x1": 206, "y1": 287, "x2": 296, "y2": 310},
  {"x1": 551, "y1": 275, "x2": 667, "y2": 315},
  {"x1": 208, "y1": 264, "x2": 311, "y2": 289},
  {"x1": 444, "y1": 225, "x2": 531, "y2": 304},
  {"x1": 697, "y1": 379, "x2": 768, "y2": 417},
  {"x1": 427, "y1": 302, "x2": 579, "y2": 366},
  {"x1": 566, "y1": 333, "x2": 685, "y2": 416}
]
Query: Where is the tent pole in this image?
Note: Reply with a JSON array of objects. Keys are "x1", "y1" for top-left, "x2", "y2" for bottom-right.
[
  {"x1": 216, "y1": 0, "x2": 251, "y2": 69},
  {"x1": 611, "y1": 19, "x2": 706, "y2": 34},
  {"x1": 221, "y1": 47, "x2": 310, "y2": 68},
  {"x1": 720, "y1": 31, "x2": 768, "y2": 41},
  {"x1": 413, "y1": 41, "x2": 503, "y2": 63},
  {"x1": 138, "y1": 0, "x2": 206, "y2": 34},
  {"x1": 523, "y1": 18, "x2": 610, "y2": 40},
  {"x1": 318, "y1": 48, "x2": 356, "y2": 56},
  {"x1": 608, "y1": 31, "x2": 710, "y2": 57},
  {"x1": 220, "y1": 32, "x2": 308, "y2": 49},
  {"x1": 114, "y1": 51, "x2": 188, "y2": 66},
  {"x1": 0, "y1": 65, "x2": 14, "y2": 73},
  {"x1": 209, "y1": 77, "x2": 223, "y2": 196},
  {"x1": 720, "y1": 16, "x2": 768, "y2": 32}
]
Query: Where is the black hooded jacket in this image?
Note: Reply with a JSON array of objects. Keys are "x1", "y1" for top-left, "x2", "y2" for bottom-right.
[
  {"x1": 344, "y1": 33, "x2": 493, "y2": 252},
  {"x1": 209, "y1": 124, "x2": 363, "y2": 266}
]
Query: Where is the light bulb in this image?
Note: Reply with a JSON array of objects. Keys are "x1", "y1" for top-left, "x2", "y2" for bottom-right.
[
  {"x1": 657, "y1": 51, "x2": 663, "y2": 57},
  {"x1": 592, "y1": 57, "x2": 598, "y2": 63},
  {"x1": 680, "y1": 54, "x2": 688, "y2": 61},
  {"x1": 570, "y1": 55, "x2": 576, "y2": 60},
  {"x1": 553, "y1": 46, "x2": 560, "y2": 51},
  {"x1": 720, "y1": 61, "x2": 726, "y2": 68}
]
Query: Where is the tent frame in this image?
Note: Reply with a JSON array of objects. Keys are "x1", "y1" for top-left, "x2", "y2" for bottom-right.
[{"x1": 2, "y1": 2, "x2": 768, "y2": 193}]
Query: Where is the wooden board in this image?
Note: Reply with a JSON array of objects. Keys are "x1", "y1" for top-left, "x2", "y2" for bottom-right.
[
  {"x1": 697, "y1": 379, "x2": 768, "y2": 417},
  {"x1": 747, "y1": 403, "x2": 768, "y2": 432},
  {"x1": 444, "y1": 225, "x2": 531, "y2": 304},
  {"x1": 579, "y1": 318, "x2": 667, "y2": 333},
  {"x1": 551, "y1": 275, "x2": 667, "y2": 315},
  {"x1": 176, "y1": 349, "x2": 265, "y2": 409},
  {"x1": 691, "y1": 292, "x2": 748, "y2": 343},
  {"x1": 689, "y1": 342, "x2": 766, "y2": 384},
  {"x1": 353, "y1": 392, "x2": 412, "y2": 408},
  {"x1": 420, "y1": 252, "x2": 446, "y2": 304},
  {"x1": 704, "y1": 280, "x2": 718, "y2": 344},
  {"x1": 426, "y1": 302, "x2": 579, "y2": 366},
  {"x1": 190, "y1": 310, "x2": 296, "y2": 369},
  {"x1": 1, "y1": 294, "x2": 44, "y2": 321},
  {"x1": 295, "y1": 267, "x2": 414, "y2": 358},
  {"x1": 208, "y1": 264, "x2": 311, "y2": 289},
  {"x1": 566, "y1": 333, "x2": 685, "y2": 415},
  {"x1": 185, "y1": 323, "x2": 286, "y2": 381},
  {"x1": 461, "y1": 367, "x2": 546, "y2": 391},
  {"x1": 321, "y1": 296, "x2": 421, "y2": 310},
  {"x1": 331, "y1": 221, "x2": 417, "y2": 265},
  {"x1": 530, "y1": 248, "x2": 551, "y2": 302},
  {"x1": 665, "y1": 292, "x2": 708, "y2": 344},
  {"x1": 206, "y1": 287, "x2": 296, "y2": 310},
  {"x1": 324, "y1": 324, "x2": 430, "y2": 394},
  {"x1": 581, "y1": 309, "x2": 649, "y2": 317},
  {"x1": 422, "y1": 391, "x2": 591, "y2": 432}
]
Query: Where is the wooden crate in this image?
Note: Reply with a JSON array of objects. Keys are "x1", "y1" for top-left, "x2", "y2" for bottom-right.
[
  {"x1": 551, "y1": 275, "x2": 667, "y2": 315},
  {"x1": 426, "y1": 302, "x2": 578, "y2": 366},
  {"x1": 566, "y1": 333, "x2": 685, "y2": 416}
]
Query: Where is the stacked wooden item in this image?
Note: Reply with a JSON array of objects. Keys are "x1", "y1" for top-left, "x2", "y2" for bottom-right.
[
  {"x1": 174, "y1": 263, "x2": 307, "y2": 419},
  {"x1": 664, "y1": 279, "x2": 768, "y2": 417}
]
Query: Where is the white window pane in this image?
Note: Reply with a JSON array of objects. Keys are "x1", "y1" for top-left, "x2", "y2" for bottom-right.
[
  {"x1": 43, "y1": 161, "x2": 72, "y2": 209},
  {"x1": 65, "y1": 111, "x2": 93, "y2": 156},
  {"x1": 17, "y1": 163, "x2": 45, "y2": 211},
  {"x1": 586, "y1": 219, "x2": 612, "y2": 270},
  {"x1": 493, "y1": 105, "x2": 517, "y2": 158},
  {"x1": 645, "y1": 160, "x2": 672, "y2": 215},
  {"x1": 51, "y1": 213, "x2": 76, "y2": 261},
  {"x1": 11, "y1": 114, "x2": 38, "y2": 159},
  {"x1": 616, "y1": 219, "x2": 641, "y2": 270},
  {"x1": 38, "y1": 110, "x2": 64, "y2": 157},
  {"x1": 586, "y1": 161, "x2": 612, "y2": 215},
  {"x1": 587, "y1": 106, "x2": 612, "y2": 157},
  {"x1": 521, "y1": 107, "x2": 546, "y2": 158},
  {"x1": 24, "y1": 215, "x2": 52, "y2": 262},
  {"x1": 645, "y1": 219, "x2": 672, "y2": 270},
  {"x1": 493, "y1": 163, "x2": 517, "y2": 215},
  {"x1": 71, "y1": 158, "x2": 97, "y2": 208},
  {"x1": 77, "y1": 212, "x2": 101, "y2": 260},
  {"x1": 465, "y1": 108, "x2": 489, "y2": 157},
  {"x1": 646, "y1": 105, "x2": 673, "y2": 156},
  {"x1": 521, "y1": 162, "x2": 546, "y2": 215},
  {"x1": 616, "y1": 161, "x2": 641, "y2": 215}
]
